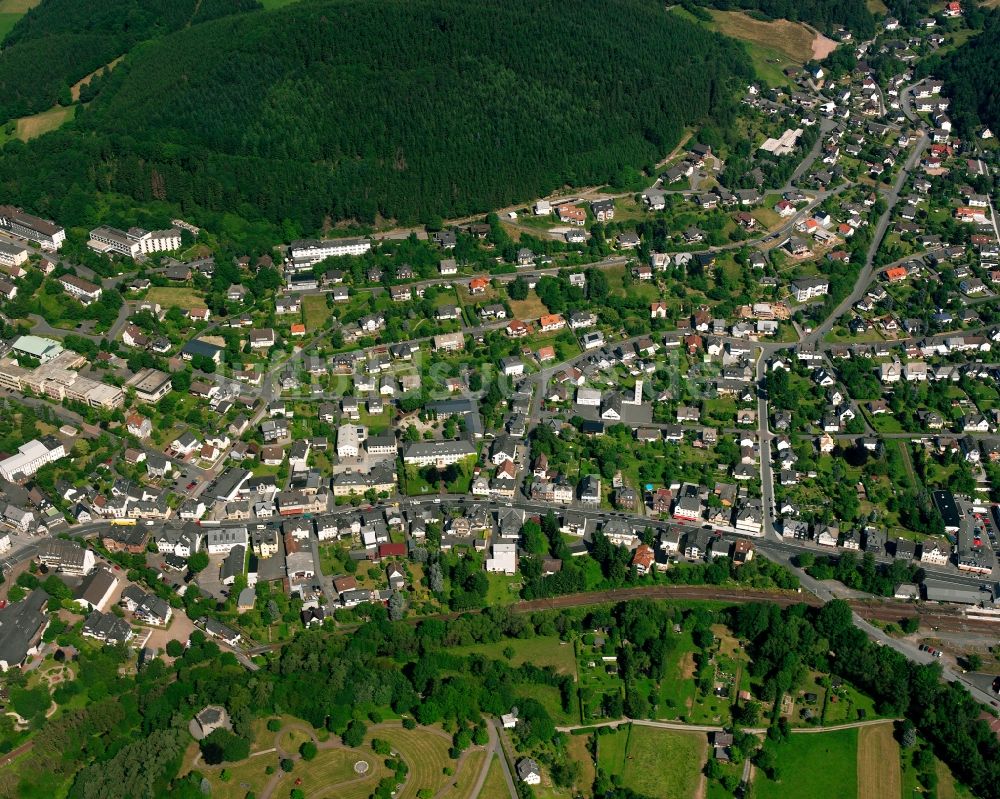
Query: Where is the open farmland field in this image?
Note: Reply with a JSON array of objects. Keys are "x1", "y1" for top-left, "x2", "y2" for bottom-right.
[
  {"x1": 756, "y1": 727, "x2": 858, "y2": 799},
  {"x1": 858, "y1": 723, "x2": 900, "y2": 799}
]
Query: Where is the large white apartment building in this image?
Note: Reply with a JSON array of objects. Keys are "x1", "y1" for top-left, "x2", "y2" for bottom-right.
[
  {"x1": 0, "y1": 242, "x2": 29, "y2": 268},
  {"x1": 88, "y1": 226, "x2": 181, "y2": 259},
  {"x1": 58, "y1": 274, "x2": 103, "y2": 305},
  {"x1": 289, "y1": 237, "x2": 371, "y2": 268},
  {"x1": 0, "y1": 438, "x2": 66, "y2": 482},
  {"x1": 0, "y1": 205, "x2": 66, "y2": 250}
]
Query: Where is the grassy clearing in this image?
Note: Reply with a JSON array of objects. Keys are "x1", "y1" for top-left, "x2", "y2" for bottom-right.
[
  {"x1": 145, "y1": 286, "x2": 207, "y2": 310},
  {"x1": 302, "y1": 294, "x2": 331, "y2": 331},
  {"x1": 755, "y1": 728, "x2": 858, "y2": 799},
  {"x1": 707, "y1": 11, "x2": 815, "y2": 62},
  {"x1": 857, "y1": 723, "x2": 900, "y2": 799},
  {"x1": 616, "y1": 726, "x2": 705, "y2": 798},
  {"x1": 451, "y1": 636, "x2": 577, "y2": 674},
  {"x1": 15, "y1": 104, "x2": 75, "y2": 141}
]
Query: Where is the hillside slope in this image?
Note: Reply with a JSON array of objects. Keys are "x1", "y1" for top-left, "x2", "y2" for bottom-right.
[
  {"x1": 0, "y1": 0, "x2": 261, "y2": 122},
  {"x1": 0, "y1": 0, "x2": 751, "y2": 231}
]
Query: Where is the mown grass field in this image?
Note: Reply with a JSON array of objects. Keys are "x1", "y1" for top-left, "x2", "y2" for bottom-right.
[
  {"x1": 756, "y1": 728, "x2": 858, "y2": 799},
  {"x1": 274, "y1": 746, "x2": 388, "y2": 798},
  {"x1": 376, "y1": 725, "x2": 455, "y2": 799},
  {"x1": 858, "y1": 723, "x2": 900, "y2": 799},
  {"x1": 145, "y1": 286, "x2": 207, "y2": 310}
]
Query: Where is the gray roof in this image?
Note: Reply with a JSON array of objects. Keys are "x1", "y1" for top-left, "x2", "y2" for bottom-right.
[{"x1": 0, "y1": 590, "x2": 48, "y2": 668}]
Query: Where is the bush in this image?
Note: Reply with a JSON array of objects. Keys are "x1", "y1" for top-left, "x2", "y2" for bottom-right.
[
  {"x1": 280, "y1": 758, "x2": 294, "y2": 773},
  {"x1": 267, "y1": 718, "x2": 282, "y2": 732}
]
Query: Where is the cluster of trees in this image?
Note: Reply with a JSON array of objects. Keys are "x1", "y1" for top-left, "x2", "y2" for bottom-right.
[
  {"x1": 0, "y1": 0, "x2": 260, "y2": 122},
  {"x1": 934, "y1": 9, "x2": 1000, "y2": 135},
  {"x1": 796, "y1": 550, "x2": 922, "y2": 596},
  {"x1": 0, "y1": 0, "x2": 750, "y2": 232},
  {"x1": 731, "y1": 600, "x2": 1000, "y2": 798}
]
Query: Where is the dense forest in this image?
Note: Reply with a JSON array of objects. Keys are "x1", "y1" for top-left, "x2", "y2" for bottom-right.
[
  {"x1": 933, "y1": 8, "x2": 1000, "y2": 136},
  {"x1": 0, "y1": 0, "x2": 750, "y2": 232},
  {"x1": 688, "y1": 0, "x2": 877, "y2": 36},
  {"x1": 0, "y1": 0, "x2": 260, "y2": 122}
]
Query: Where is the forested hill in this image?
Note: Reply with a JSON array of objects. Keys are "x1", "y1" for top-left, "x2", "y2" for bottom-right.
[
  {"x1": 687, "y1": 0, "x2": 876, "y2": 37},
  {"x1": 0, "y1": 0, "x2": 751, "y2": 232},
  {"x1": 0, "y1": 0, "x2": 261, "y2": 122},
  {"x1": 934, "y1": 8, "x2": 1000, "y2": 136}
]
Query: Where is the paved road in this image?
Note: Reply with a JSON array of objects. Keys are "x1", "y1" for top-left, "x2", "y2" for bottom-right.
[
  {"x1": 803, "y1": 130, "x2": 930, "y2": 347},
  {"x1": 555, "y1": 716, "x2": 896, "y2": 735}
]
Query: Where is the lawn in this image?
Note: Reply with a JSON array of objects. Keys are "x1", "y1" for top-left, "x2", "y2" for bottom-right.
[
  {"x1": 617, "y1": 726, "x2": 705, "y2": 798},
  {"x1": 302, "y1": 294, "x2": 331, "y2": 331},
  {"x1": 484, "y1": 571, "x2": 522, "y2": 607},
  {"x1": 755, "y1": 728, "x2": 858, "y2": 799},
  {"x1": 438, "y1": 748, "x2": 488, "y2": 799},
  {"x1": 146, "y1": 286, "x2": 207, "y2": 311},
  {"x1": 480, "y1": 755, "x2": 510, "y2": 799},
  {"x1": 452, "y1": 636, "x2": 578, "y2": 674},
  {"x1": 273, "y1": 746, "x2": 388, "y2": 798},
  {"x1": 857, "y1": 723, "x2": 900, "y2": 799},
  {"x1": 375, "y1": 725, "x2": 456, "y2": 799}
]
